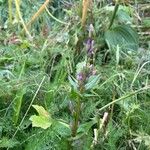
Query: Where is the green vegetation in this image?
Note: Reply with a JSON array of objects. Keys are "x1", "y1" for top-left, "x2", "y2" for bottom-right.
[{"x1": 0, "y1": 0, "x2": 150, "y2": 149}]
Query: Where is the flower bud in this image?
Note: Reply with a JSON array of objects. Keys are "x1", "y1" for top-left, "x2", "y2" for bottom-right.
[{"x1": 86, "y1": 38, "x2": 94, "y2": 56}]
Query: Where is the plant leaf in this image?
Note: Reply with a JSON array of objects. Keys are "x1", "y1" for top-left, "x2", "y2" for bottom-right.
[
  {"x1": 32, "y1": 105, "x2": 50, "y2": 118},
  {"x1": 29, "y1": 105, "x2": 52, "y2": 129},
  {"x1": 12, "y1": 88, "x2": 26, "y2": 125},
  {"x1": 68, "y1": 76, "x2": 78, "y2": 90},
  {"x1": 85, "y1": 75, "x2": 100, "y2": 90},
  {"x1": 29, "y1": 115, "x2": 52, "y2": 129},
  {"x1": 105, "y1": 25, "x2": 139, "y2": 51}
]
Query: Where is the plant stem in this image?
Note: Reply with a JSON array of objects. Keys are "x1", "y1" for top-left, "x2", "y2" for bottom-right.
[
  {"x1": 69, "y1": 97, "x2": 81, "y2": 149},
  {"x1": 108, "y1": 2, "x2": 119, "y2": 29},
  {"x1": 72, "y1": 97, "x2": 81, "y2": 137}
]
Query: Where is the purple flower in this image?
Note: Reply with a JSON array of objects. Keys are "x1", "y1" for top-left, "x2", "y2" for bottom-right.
[
  {"x1": 77, "y1": 72, "x2": 84, "y2": 81},
  {"x1": 86, "y1": 38, "x2": 94, "y2": 56}
]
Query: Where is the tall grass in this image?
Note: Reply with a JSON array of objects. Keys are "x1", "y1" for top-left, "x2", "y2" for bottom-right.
[{"x1": 0, "y1": 0, "x2": 150, "y2": 149}]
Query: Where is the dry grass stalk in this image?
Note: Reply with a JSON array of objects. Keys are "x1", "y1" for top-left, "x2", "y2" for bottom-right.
[
  {"x1": 26, "y1": 0, "x2": 50, "y2": 28},
  {"x1": 82, "y1": 0, "x2": 90, "y2": 27}
]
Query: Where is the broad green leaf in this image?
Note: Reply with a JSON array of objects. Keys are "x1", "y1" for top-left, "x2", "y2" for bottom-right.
[
  {"x1": 116, "y1": 9, "x2": 132, "y2": 24},
  {"x1": 118, "y1": 5, "x2": 134, "y2": 16},
  {"x1": 105, "y1": 25, "x2": 139, "y2": 51},
  {"x1": 29, "y1": 105, "x2": 52, "y2": 129},
  {"x1": 29, "y1": 115, "x2": 52, "y2": 129},
  {"x1": 32, "y1": 105, "x2": 50, "y2": 118}
]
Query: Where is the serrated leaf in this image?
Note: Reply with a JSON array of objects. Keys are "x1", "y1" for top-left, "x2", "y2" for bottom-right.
[
  {"x1": 105, "y1": 25, "x2": 139, "y2": 51},
  {"x1": 29, "y1": 115, "x2": 52, "y2": 129}
]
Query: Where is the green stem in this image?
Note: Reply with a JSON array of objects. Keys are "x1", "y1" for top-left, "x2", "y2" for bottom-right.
[
  {"x1": 108, "y1": 2, "x2": 119, "y2": 29},
  {"x1": 72, "y1": 97, "x2": 81, "y2": 137},
  {"x1": 69, "y1": 97, "x2": 81, "y2": 149}
]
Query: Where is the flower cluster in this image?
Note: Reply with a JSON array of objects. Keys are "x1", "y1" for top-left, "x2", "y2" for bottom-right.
[
  {"x1": 86, "y1": 38, "x2": 94, "y2": 56},
  {"x1": 76, "y1": 63, "x2": 96, "y2": 90},
  {"x1": 86, "y1": 24, "x2": 95, "y2": 57},
  {"x1": 76, "y1": 24, "x2": 97, "y2": 91}
]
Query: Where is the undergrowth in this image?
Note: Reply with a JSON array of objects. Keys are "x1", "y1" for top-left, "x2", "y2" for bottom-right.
[{"x1": 0, "y1": 0, "x2": 150, "y2": 150}]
